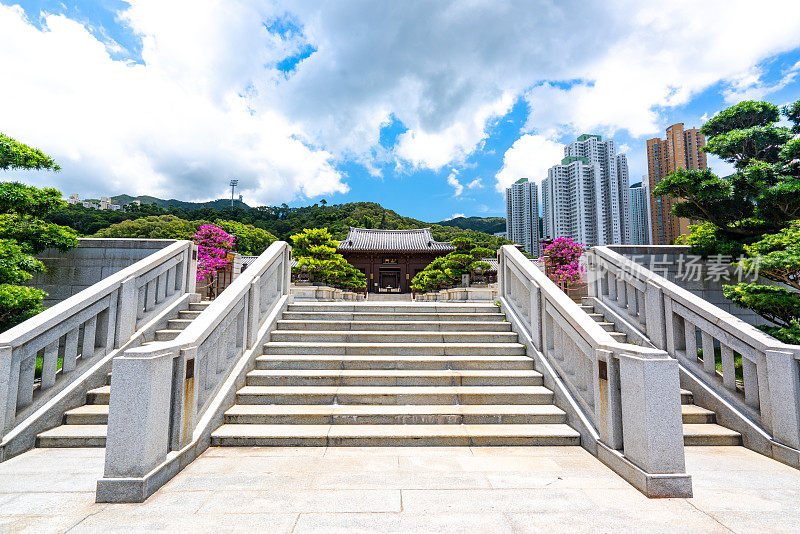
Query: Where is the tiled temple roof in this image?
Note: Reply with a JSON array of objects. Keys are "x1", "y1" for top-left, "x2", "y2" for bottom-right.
[{"x1": 338, "y1": 227, "x2": 455, "y2": 252}]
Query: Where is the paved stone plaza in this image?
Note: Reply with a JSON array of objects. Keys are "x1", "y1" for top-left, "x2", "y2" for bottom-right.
[{"x1": 1, "y1": 445, "x2": 799, "y2": 533}]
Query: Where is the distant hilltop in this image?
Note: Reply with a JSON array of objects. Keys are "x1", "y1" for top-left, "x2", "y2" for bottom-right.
[
  {"x1": 110, "y1": 194, "x2": 250, "y2": 211},
  {"x1": 436, "y1": 216, "x2": 505, "y2": 235}
]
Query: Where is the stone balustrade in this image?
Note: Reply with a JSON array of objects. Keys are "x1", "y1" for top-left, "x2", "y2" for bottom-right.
[
  {"x1": 413, "y1": 285, "x2": 498, "y2": 302},
  {"x1": 0, "y1": 240, "x2": 196, "y2": 456},
  {"x1": 498, "y1": 245, "x2": 690, "y2": 497},
  {"x1": 290, "y1": 284, "x2": 365, "y2": 301},
  {"x1": 586, "y1": 245, "x2": 800, "y2": 466},
  {"x1": 98, "y1": 241, "x2": 292, "y2": 502}
]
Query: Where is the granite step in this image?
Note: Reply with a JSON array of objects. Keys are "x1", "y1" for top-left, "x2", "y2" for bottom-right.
[
  {"x1": 210, "y1": 423, "x2": 580, "y2": 447},
  {"x1": 681, "y1": 404, "x2": 716, "y2": 424},
  {"x1": 155, "y1": 329, "x2": 183, "y2": 342},
  {"x1": 87, "y1": 385, "x2": 110, "y2": 405},
  {"x1": 223, "y1": 404, "x2": 567, "y2": 425},
  {"x1": 269, "y1": 330, "x2": 519, "y2": 344},
  {"x1": 262, "y1": 342, "x2": 526, "y2": 356},
  {"x1": 64, "y1": 404, "x2": 109, "y2": 425},
  {"x1": 275, "y1": 320, "x2": 512, "y2": 332},
  {"x1": 188, "y1": 301, "x2": 212, "y2": 312},
  {"x1": 281, "y1": 311, "x2": 506, "y2": 322},
  {"x1": 235, "y1": 385, "x2": 555, "y2": 405},
  {"x1": 255, "y1": 354, "x2": 534, "y2": 371},
  {"x1": 683, "y1": 423, "x2": 742, "y2": 446},
  {"x1": 36, "y1": 424, "x2": 107, "y2": 448},
  {"x1": 167, "y1": 318, "x2": 194, "y2": 330},
  {"x1": 245, "y1": 369, "x2": 544, "y2": 387},
  {"x1": 286, "y1": 303, "x2": 500, "y2": 314},
  {"x1": 178, "y1": 310, "x2": 202, "y2": 319}
]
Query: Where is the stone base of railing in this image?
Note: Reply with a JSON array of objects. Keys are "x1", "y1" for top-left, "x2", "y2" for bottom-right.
[
  {"x1": 414, "y1": 285, "x2": 498, "y2": 302},
  {"x1": 597, "y1": 442, "x2": 693, "y2": 498},
  {"x1": 290, "y1": 285, "x2": 365, "y2": 301}
]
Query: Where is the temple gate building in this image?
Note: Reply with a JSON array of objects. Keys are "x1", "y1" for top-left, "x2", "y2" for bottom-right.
[{"x1": 337, "y1": 227, "x2": 454, "y2": 293}]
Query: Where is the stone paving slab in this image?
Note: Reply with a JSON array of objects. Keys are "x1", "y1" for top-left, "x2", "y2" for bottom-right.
[{"x1": 0, "y1": 446, "x2": 799, "y2": 532}]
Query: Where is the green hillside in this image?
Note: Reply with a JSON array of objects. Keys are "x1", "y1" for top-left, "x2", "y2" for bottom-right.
[
  {"x1": 437, "y1": 216, "x2": 506, "y2": 235},
  {"x1": 47, "y1": 199, "x2": 513, "y2": 252}
]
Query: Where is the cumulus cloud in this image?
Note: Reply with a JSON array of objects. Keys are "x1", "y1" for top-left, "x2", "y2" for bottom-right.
[
  {"x1": 446, "y1": 173, "x2": 463, "y2": 196},
  {"x1": 447, "y1": 213, "x2": 465, "y2": 220},
  {"x1": 0, "y1": 3, "x2": 347, "y2": 204},
  {"x1": 523, "y1": 1, "x2": 800, "y2": 138},
  {"x1": 3, "y1": 0, "x2": 800, "y2": 203},
  {"x1": 495, "y1": 135, "x2": 564, "y2": 191},
  {"x1": 466, "y1": 178, "x2": 483, "y2": 189}
]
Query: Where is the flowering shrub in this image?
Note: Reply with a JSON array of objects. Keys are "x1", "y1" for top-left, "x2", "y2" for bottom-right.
[
  {"x1": 543, "y1": 237, "x2": 584, "y2": 288},
  {"x1": 193, "y1": 224, "x2": 235, "y2": 282}
]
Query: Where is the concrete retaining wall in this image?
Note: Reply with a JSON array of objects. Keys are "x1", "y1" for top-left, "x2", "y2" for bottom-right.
[{"x1": 29, "y1": 239, "x2": 178, "y2": 307}]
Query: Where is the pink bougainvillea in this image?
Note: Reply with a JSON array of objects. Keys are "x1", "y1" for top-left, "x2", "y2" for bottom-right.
[
  {"x1": 543, "y1": 237, "x2": 585, "y2": 288},
  {"x1": 193, "y1": 224, "x2": 235, "y2": 282}
]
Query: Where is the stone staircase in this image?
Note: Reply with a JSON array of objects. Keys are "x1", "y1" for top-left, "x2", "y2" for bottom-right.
[
  {"x1": 211, "y1": 301, "x2": 581, "y2": 446},
  {"x1": 35, "y1": 300, "x2": 211, "y2": 448},
  {"x1": 579, "y1": 298, "x2": 741, "y2": 446}
]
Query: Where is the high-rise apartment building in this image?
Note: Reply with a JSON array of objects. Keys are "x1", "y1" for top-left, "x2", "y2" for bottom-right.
[
  {"x1": 647, "y1": 123, "x2": 707, "y2": 244},
  {"x1": 541, "y1": 134, "x2": 630, "y2": 247},
  {"x1": 629, "y1": 181, "x2": 650, "y2": 245},
  {"x1": 505, "y1": 178, "x2": 541, "y2": 256}
]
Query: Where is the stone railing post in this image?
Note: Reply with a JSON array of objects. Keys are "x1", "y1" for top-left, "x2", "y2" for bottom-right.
[
  {"x1": 104, "y1": 345, "x2": 176, "y2": 480},
  {"x1": 595, "y1": 348, "x2": 623, "y2": 450},
  {"x1": 617, "y1": 349, "x2": 686, "y2": 476},
  {"x1": 247, "y1": 280, "x2": 261, "y2": 348},
  {"x1": 644, "y1": 281, "x2": 665, "y2": 350},
  {"x1": 186, "y1": 244, "x2": 197, "y2": 295},
  {"x1": 283, "y1": 247, "x2": 291, "y2": 296},
  {"x1": 585, "y1": 251, "x2": 599, "y2": 298},
  {"x1": 0, "y1": 346, "x2": 13, "y2": 434},
  {"x1": 764, "y1": 350, "x2": 800, "y2": 449},
  {"x1": 529, "y1": 282, "x2": 541, "y2": 351},
  {"x1": 114, "y1": 277, "x2": 139, "y2": 348}
]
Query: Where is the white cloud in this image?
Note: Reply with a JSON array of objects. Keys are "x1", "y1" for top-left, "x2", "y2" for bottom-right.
[
  {"x1": 447, "y1": 213, "x2": 465, "y2": 220},
  {"x1": 0, "y1": 3, "x2": 347, "y2": 204},
  {"x1": 722, "y1": 61, "x2": 800, "y2": 103},
  {"x1": 495, "y1": 134, "x2": 564, "y2": 191},
  {"x1": 4, "y1": 0, "x2": 800, "y2": 203},
  {"x1": 523, "y1": 1, "x2": 800, "y2": 137},
  {"x1": 446, "y1": 173, "x2": 463, "y2": 196},
  {"x1": 466, "y1": 178, "x2": 483, "y2": 189}
]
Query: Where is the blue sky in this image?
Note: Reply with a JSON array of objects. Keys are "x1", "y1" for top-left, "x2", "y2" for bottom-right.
[{"x1": 3, "y1": 1, "x2": 800, "y2": 222}]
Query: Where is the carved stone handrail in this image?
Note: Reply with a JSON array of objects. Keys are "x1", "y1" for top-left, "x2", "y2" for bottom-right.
[
  {"x1": 0, "y1": 240, "x2": 195, "y2": 440},
  {"x1": 586, "y1": 245, "x2": 800, "y2": 459},
  {"x1": 98, "y1": 241, "x2": 291, "y2": 502},
  {"x1": 498, "y1": 245, "x2": 690, "y2": 497}
]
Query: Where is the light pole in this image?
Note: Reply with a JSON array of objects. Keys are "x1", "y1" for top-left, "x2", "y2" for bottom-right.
[{"x1": 229, "y1": 179, "x2": 239, "y2": 207}]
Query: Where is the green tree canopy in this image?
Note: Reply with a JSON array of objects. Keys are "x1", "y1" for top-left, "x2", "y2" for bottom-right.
[
  {"x1": 0, "y1": 133, "x2": 60, "y2": 172},
  {"x1": 94, "y1": 215, "x2": 277, "y2": 255},
  {"x1": 215, "y1": 220, "x2": 277, "y2": 255},
  {"x1": 410, "y1": 237, "x2": 492, "y2": 294},
  {"x1": 653, "y1": 98, "x2": 800, "y2": 343},
  {"x1": 290, "y1": 228, "x2": 366, "y2": 292},
  {"x1": 0, "y1": 139, "x2": 75, "y2": 330}
]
